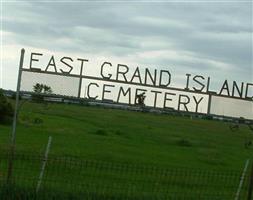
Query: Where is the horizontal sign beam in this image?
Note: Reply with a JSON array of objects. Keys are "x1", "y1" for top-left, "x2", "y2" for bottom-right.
[{"x1": 21, "y1": 68, "x2": 253, "y2": 102}]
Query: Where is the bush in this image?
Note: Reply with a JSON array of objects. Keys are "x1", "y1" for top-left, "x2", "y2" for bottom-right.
[
  {"x1": 176, "y1": 138, "x2": 192, "y2": 147},
  {"x1": 0, "y1": 89, "x2": 14, "y2": 124},
  {"x1": 31, "y1": 93, "x2": 44, "y2": 103},
  {"x1": 94, "y1": 129, "x2": 108, "y2": 136},
  {"x1": 204, "y1": 115, "x2": 213, "y2": 120},
  {"x1": 33, "y1": 117, "x2": 43, "y2": 124},
  {"x1": 238, "y1": 117, "x2": 245, "y2": 124},
  {"x1": 115, "y1": 130, "x2": 123, "y2": 135}
]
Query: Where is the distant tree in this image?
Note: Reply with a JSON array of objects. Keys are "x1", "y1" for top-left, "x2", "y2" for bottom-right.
[
  {"x1": 0, "y1": 89, "x2": 14, "y2": 124},
  {"x1": 32, "y1": 83, "x2": 53, "y2": 102},
  {"x1": 136, "y1": 92, "x2": 146, "y2": 106},
  {"x1": 33, "y1": 83, "x2": 44, "y2": 93},
  {"x1": 238, "y1": 117, "x2": 245, "y2": 124},
  {"x1": 43, "y1": 85, "x2": 52, "y2": 94}
]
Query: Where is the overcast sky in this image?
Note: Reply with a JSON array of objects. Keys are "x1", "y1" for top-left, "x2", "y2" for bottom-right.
[{"x1": 1, "y1": 1, "x2": 252, "y2": 118}]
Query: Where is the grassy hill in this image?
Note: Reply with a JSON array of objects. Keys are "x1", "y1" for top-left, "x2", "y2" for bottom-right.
[
  {"x1": 0, "y1": 100, "x2": 252, "y2": 171},
  {"x1": 0, "y1": 101, "x2": 252, "y2": 199}
]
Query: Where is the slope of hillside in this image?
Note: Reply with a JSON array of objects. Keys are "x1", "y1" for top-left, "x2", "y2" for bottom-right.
[{"x1": 0, "y1": 101, "x2": 252, "y2": 171}]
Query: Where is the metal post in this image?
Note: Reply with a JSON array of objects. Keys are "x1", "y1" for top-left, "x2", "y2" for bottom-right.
[
  {"x1": 7, "y1": 48, "x2": 25, "y2": 183},
  {"x1": 248, "y1": 162, "x2": 253, "y2": 200},
  {"x1": 77, "y1": 59, "x2": 88, "y2": 98},
  {"x1": 78, "y1": 66, "x2": 83, "y2": 98},
  {"x1": 36, "y1": 136, "x2": 52, "y2": 193},
  {"x1": 235, "y1": 159, "x2": 249, "y2": 200},
  {"x1": 207, "y1": 94, "x2": 212, "y2": 115}
]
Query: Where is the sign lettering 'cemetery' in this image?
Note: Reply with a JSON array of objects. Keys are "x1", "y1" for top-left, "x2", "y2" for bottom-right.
[{"x1": 19, "y1": 50, "x2": 253, "y2": 119}]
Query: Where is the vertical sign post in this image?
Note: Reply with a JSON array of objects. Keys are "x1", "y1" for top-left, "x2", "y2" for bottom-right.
[
  {"x1": 207, "y1": 93, "x2": 212, "y2": 115},
  {"x1": 7, "y1": 48, "x2": 25, "y2": 183},
  {"x1": 77, "y1": 59, "x2": 88, "y2": 98}
]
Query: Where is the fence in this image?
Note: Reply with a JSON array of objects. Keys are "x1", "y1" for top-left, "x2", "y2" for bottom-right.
[{"x1": 0, "y1": 151, "x2": 252, "y2": 200}]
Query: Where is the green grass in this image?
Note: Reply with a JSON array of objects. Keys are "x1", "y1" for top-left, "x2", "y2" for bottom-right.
[
  {"x1": 0, "y1": 100, "x2": 252, "y2": 199},
  {"x1": 1, "y1": 100, "x2": 252, "y2": 170}
]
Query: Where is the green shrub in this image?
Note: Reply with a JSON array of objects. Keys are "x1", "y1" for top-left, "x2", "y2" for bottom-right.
[
  {"x1": 94, "y1": 129, "x2": 108, "y2": 136},
  {"x1": 238, "y1": 117, "x2": 245, "y2": 124},
  {"x1": 115, "y1": 130, "x2": 123, "y2": 135},
  {"x1": 0, "y1": 89, "x2": 14, "y2": 124},
  {"x1": 176, "y1": 138, "x2": 192, "y2": 147},
  {"x1": 32, "y1": 93, "x2": 44, "y2": 103},
  {"x1": 33, "y1": 117, "x2": 43, "y2": 124}
]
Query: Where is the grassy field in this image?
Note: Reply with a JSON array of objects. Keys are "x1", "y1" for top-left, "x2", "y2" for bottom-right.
[
  {"x1": 0, "y1": 100, "x2": 253, "y2": 199},
  {"x1": 1, "y1": 100, "x2": 252, "y2": 170}
]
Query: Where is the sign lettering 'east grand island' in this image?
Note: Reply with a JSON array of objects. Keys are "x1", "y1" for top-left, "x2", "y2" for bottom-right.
[{"x1": 19, "y1": 50, "x2": 253, "y2": 118}]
